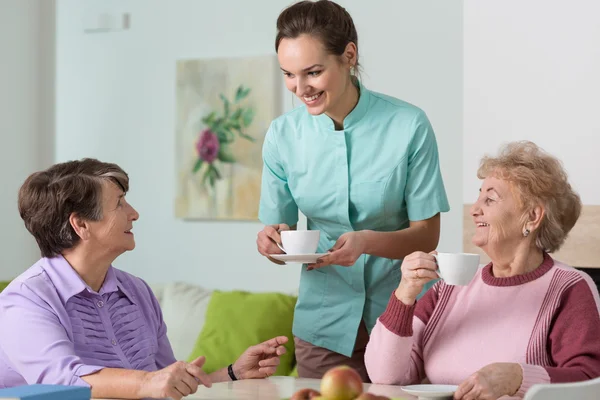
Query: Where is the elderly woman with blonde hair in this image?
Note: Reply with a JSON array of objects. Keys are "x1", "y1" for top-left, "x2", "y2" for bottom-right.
[
  {"x1": 0, "y1": 159, "x2": 288, "y2": 399},
  {"x1": 365, "y1": 141, "x2": 600, "y2": 399}
]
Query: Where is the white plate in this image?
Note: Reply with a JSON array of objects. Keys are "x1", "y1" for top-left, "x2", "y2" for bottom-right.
[
  {"x1": 400, "y1": 384, "x2": 458, "y2": 399},
  {"x1": 269, "y1": 253, "x2": 328, "y2": 264}
]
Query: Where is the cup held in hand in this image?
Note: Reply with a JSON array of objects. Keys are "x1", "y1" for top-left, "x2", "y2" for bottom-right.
[
  {"x1": 434, "y1": 253, "x2": 480, "y2": 286},
  {"x1": 279, "y1": 230, "x2": 320, "y2": 255}
]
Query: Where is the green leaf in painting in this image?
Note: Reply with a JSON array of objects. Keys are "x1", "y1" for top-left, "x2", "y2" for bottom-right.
[
  {"x1": 239, "y1": 132, "x2": 255, "y2": 142},
  {"x1": 216, "y1": 127, "x2": 234, "y2": 143},
  {"x1": 242, "y1": 108, "x2": 255, "y2": 127},
  {"x1": 192, "y1": 158, "x2": 204, "y2": 173},
  {"x1": 220, "y1": 94, "x2": 230, "y2": 117},
  {"x1": 218, "y1": 145, "x2": 236, "y2": 163},
  {"x1": 235, "y1": 86, "x2": 250, "y2": 103},
  {"x1": 202, "y1": 111, "x2": 217, "y2": 126},
  {"x1": 231, "y1": 108, "x2": 242, "y2": 120}
]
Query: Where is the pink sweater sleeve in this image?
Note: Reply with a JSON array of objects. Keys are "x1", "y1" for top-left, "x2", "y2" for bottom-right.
[
  {"x1": 365, "y1": 285, "x2": 439, "y2": 385},
  {"x1": 516, "y1": 277, "x2": 600, "y2": 396}
]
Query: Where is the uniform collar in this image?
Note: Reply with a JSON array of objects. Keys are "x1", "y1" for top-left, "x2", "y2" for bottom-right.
[{"x1": 315, "y1": 79, "x2": 371, "y2": 131}]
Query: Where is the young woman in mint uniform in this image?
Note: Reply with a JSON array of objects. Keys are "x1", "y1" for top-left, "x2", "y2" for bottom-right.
[{"x1": 256, "y1": 0, "x2": 450, "y2": 382}]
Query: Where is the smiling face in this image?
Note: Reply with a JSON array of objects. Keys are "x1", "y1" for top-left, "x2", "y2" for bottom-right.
[
  {"x1": 277, "y1": 34, "x2": 355, "y2": 119},
  {"x1": 470, "y1": 176, "x2": 526, "y2": 254},
  {"x1": 86, "y1": 180, "x2": 139, "y2": 257}
]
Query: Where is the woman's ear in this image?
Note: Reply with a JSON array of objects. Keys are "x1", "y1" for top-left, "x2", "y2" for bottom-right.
[
  {"x1": 343, "y1": 42, "x2": 357, "y2": 68},
  {"x1": 527, "y1": 205, "x2": 545, "y2": 233},
  {"x1": 69, "y1": 212, "x2": 90, "y2": 241}
]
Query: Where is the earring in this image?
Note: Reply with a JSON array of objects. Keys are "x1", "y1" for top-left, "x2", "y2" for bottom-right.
[
  {"x1": 523, "y1": 229, "x2": 530, "y2": 237},
  {"x1": 349, "y1": 65, "x2": 355, "y2": 75}
]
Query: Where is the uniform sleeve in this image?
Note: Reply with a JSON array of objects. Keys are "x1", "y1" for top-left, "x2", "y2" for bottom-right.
[
  {"x1": 0, "y1": 283, "x2": 104, "y2": 386},
  {"x1": 405, "y1": 111, "x2": 450, "y2": 221},
  {"x1": 258, "y1": 123, "x2": 299, "y2": 226}
]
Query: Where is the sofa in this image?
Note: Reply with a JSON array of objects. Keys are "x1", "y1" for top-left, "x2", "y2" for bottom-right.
[{"x1": 134, "y1": 282, "x2": 298, "y2": 375}]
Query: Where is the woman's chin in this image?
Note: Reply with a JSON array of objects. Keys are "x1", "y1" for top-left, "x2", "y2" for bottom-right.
[{"x1": 471, "y1": 236, "x2": 486, "y2": 249}]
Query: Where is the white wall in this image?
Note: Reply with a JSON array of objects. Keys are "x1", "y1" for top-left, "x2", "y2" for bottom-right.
[
  {"x1": 0, "y1": 0, "x2": 55, "y2": 279},
  {"x1": 464, "y1": 0, "x2": 600, "y2": 205},
  {"x1": 53, "y1": 0, "x2": 463, "y2": 292}
]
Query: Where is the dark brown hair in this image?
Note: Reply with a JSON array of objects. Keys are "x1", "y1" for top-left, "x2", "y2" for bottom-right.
[
  {"x1": 18, "y1": 158, "x2": 129, "y2": 258},
  {"x1": 276, "y1": 0, "x2": 359, "y2": 68}
]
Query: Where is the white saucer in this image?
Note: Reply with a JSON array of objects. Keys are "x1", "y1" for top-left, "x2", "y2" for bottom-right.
[
  {"x1": 269, "y1": 253, "x2": 328, "y2": 264},
  {"x1": 400, "y1": 384, "x2": 458, "y2": 399}
]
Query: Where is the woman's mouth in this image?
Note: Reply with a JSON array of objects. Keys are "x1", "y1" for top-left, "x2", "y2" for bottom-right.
[{"x1": 303, "y1": 92, "x2": 323, "y2": 105}]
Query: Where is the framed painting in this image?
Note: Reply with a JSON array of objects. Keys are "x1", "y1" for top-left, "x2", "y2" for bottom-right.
[{"x1": 175, "y1": 55, "x2": 280, "y2": 220}]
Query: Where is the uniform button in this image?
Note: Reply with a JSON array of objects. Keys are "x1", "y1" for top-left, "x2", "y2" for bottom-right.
[
  {"x1": 97, "y1": 301, "x2": 104, "y2": 308},
  {"x1": 111, "y1": 339, "x2": 117, "y2": 345}
]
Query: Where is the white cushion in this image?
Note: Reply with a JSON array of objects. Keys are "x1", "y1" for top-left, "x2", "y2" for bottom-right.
[
  {"x1": 148, "y1": 283, "x2": 166, "y2": 305},
  {"x1": 160, "y1": 282, "x2": 213, "y2": 361}
]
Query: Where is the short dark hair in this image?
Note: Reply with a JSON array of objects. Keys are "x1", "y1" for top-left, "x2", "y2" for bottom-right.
[
  {"x1": 275, "y1": 0, "x2": 360, "y2": 69},
  {"x1": 18, "y1": 158, "x2": 129, "y2": 258}
]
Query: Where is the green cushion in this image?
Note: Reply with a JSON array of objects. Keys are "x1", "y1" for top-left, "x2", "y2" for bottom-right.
[
  {"x1": 289, "y1": 364, "x2": 298, "y2": 377},
  {"x1": 188, "y1": 290, "x2": 297, "y2": 376},
  {"x1": 0, "y1": 281, "x2": 11, "y2": 293}
]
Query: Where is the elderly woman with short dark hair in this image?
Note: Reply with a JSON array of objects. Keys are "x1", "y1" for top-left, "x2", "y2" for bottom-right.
[
  {"x1": 365, "y1": 141, "x2": 600, "y2": 399},
  {"x1": 0, "y1": 159, "x2": 288, "y2": 400}
]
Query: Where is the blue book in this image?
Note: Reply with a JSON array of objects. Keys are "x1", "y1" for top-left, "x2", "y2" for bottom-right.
[{"x1": 0, "y1": 385, "x2": 90, "y2": 400}]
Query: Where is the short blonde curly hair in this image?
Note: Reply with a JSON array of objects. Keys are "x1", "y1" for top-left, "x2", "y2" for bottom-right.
[{"x1": 477, "y1": 141, "x2": 581, "y2": 253}]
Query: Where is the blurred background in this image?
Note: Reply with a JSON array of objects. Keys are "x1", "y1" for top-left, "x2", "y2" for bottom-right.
[{"x1": 1, "y1": 0, "x2": 598, "y2": 292}]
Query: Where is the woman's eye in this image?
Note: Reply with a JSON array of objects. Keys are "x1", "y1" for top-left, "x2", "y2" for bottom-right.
[{"x1": 308, "y1": 71, "x2": 322, "y2": 77}]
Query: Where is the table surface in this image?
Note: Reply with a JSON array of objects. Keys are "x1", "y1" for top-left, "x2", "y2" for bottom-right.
[{"x1": 95, "y1": 376, "x2": 415, "y2": 399}]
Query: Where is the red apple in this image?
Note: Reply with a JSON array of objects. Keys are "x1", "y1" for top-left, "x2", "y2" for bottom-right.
[
  {"x1": 290, "y1": 388, "x2": 321, "y2": 400},
  {"x1": 320, "y1": 365, "x2": 364, "y2": 400}
]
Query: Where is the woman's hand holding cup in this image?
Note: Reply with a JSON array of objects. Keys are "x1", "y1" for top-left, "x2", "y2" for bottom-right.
[
  {"x1": 395, "y1": 251, "x2": 439, "y2": 306},
  {"x1": 257, "y1": 224, "x2": 291, "y2": 264}
]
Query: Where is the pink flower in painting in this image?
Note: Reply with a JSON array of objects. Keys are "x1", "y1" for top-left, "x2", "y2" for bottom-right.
[{"x1": 196, "y1": 129, "x2": 220, "y2": 163}]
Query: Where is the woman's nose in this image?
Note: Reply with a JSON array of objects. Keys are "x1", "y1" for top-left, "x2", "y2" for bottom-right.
[
  {"x1": 470, "y1": 201, "x2": 481, "y2": 217},
  {"x1": 296, "y1": 77, "x2": 307, "y2": 95},
  {"x1": 129, "y1": 206, "x2": 139, "y2": 221}
]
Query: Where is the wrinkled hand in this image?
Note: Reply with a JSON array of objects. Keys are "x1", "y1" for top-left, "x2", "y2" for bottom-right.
[
  {"x1": 257, "y1": 224, "x2": 291, "y2": 265},
  {"x1": 454, "y1": 363, "x2": 522, "y2": 400},
  {"x1": 394, "y1": 251, "x2": 439, "y2": 306},
  {"x1": 308, "y1": 231, "x2": 367, "y2": 269},
  {"x1": 233, "y1": 336, "x2": 289, "y2": 379},
  {"x1": 141, "y1": 356, "x2": 212, "y2": 400}
]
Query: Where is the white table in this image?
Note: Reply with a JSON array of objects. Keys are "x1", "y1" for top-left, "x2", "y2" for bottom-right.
[
  {"x1": 178, "y1": 376, "x2": 412, "y2": 399},
  {"x1": 96, "y1": 376, "x2": 414, "y2": 399}
]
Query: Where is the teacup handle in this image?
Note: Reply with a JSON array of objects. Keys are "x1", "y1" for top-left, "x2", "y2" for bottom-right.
[
  {"x1": 432, "y1": 254, "x2": 443, "y2": 280},
  {"x1": 277, "y1": 242, "x2": 287, "y2": 254}
]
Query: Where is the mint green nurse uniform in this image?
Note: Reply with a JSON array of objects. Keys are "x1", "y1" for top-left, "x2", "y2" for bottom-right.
[{"x1": 259, "y1": 82, "x2": 450, "y2": 357}]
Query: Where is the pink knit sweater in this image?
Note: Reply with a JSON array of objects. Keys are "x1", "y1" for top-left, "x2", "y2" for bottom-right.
[{"x1": 365, "y1": 254, "x2": 600, "y2": 398}]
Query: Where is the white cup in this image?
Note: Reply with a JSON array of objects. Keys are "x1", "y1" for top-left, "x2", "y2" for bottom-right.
[
  {"x1": 277, "y1": 230, "x2": 320, "y2": 255},
  {"x1": 434, "y1": 253, "x2": 480, "y2": 286}
]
